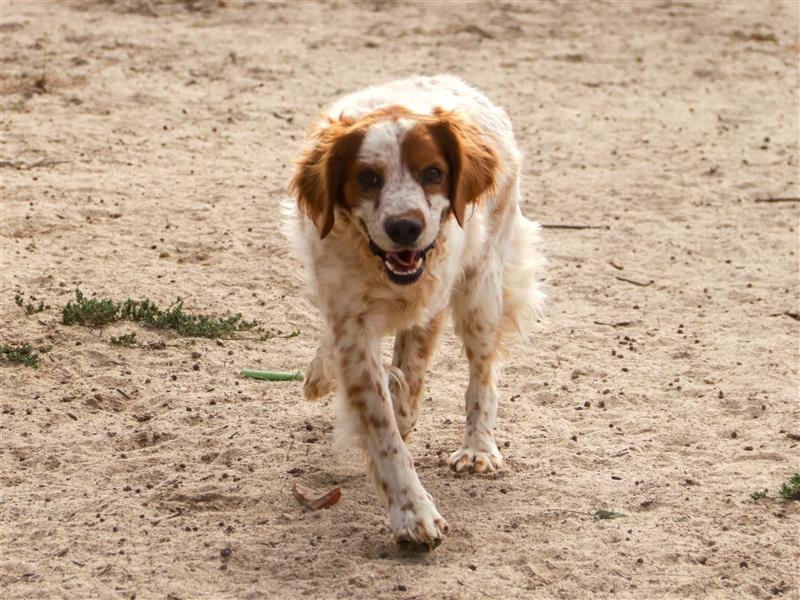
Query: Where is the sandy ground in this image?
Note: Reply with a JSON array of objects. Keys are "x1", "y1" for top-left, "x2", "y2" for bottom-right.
[{"x1": 1, "y1": 1, "x2": 799, "y2": 598}]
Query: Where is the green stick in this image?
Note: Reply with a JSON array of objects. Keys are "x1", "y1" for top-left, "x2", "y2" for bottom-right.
[{"x1": 241, "y1": 368, "x2": 304, "y2": 382}]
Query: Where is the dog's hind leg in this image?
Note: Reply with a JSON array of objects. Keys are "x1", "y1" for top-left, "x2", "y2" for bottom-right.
[
  {"x1": 303, "y1": 331, "x2": 337, "y2": 400},
  {"x1": 389, "y1": 311, "x2": 445, "y2": 439}
]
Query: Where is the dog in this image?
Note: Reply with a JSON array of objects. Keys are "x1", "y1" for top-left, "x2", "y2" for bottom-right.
[{"x1": 285, "y1": 75, "x2": 546, "y2": 547}]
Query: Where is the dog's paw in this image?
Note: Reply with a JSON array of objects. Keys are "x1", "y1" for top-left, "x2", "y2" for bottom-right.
[
  {"x1": 303, "y1": 352, "x2": 336, "y2": 400},
  {"x1": 449, "y1": 445, "x2": 503, "y2": 474},
  {"x1": 390, "y1": 496, "x2": 448, "y2": 549}
]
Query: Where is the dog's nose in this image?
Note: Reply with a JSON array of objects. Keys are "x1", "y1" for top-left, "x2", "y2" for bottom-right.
[{"x1": 384, "y1": 217, "x2": 422, "y2": 246}]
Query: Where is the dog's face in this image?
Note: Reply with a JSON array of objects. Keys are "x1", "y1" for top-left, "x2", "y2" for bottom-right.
[{"x1": 291, "y1": 108, "x2": 497, "y2": 285}]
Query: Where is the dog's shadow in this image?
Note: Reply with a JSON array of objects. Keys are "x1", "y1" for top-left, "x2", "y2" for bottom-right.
[{"x1": 360, "y1": 527, "x2": 473, "y2": 562}]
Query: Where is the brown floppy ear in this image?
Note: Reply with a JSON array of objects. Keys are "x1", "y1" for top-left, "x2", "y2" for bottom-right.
[
  {"x1": 428, "y1": 110, "x2": 498, "y2": 227},
  {"x1": 290, "y1": 120, "x2": 363, "y2": 239}
]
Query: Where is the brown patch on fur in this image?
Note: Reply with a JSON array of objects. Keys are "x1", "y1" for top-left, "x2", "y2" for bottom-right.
[
  {"x1": 347, "y1": 383, "x2": 366, "y2": 398},
  {"x1": 342, "y1": 161, "x2": 386, "y2": 208},
  {"x1": 368, "y1": 416, "x2": 390, "y2": 430},
  {"x1": 349, "y1": 398, "x2": 366, "y2": 414},
  {"x1": 402, "y1": 123, "x2": 450, "y2": 199},
  {"x1": 291, "y1": 105, "x2": 414, "y2": 239},
  {"x1": 463, "y1": 265, "x2": 478, "y2": 281},
  {"x1": 290, "y1": 121, "x2": 365, "y2": 238},
  {"x1": 429, "y1": 108, "x2": 498, "y2": 226}
]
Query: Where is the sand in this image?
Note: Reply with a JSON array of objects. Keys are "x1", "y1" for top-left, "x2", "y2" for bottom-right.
[{"x1": 1, "y1": 1, "x2": 799, "y2": 598}]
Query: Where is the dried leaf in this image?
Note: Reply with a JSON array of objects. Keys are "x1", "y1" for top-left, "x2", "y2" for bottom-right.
[{"x1": 292, "y1": 483, "x2": 342, "y2": 511}]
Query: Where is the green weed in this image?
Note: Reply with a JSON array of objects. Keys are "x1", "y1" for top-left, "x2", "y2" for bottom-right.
[
  {"x1": 750, "y1": 490, "x2": 767, "y2": 501},
  {"x1": 62, "y1": 289, "x2": 258, "y2": 338},
  {"x1": 0, "y1": 343, "x2": 44, "y2": 368},
  {"x1": 110, "y1": 332, "x2": 137, "y2": 347},
  {"x1": 15, "y1": 294, "x2": 46, "y2": 316},
  {"x1": 779, "y1": 473, "x2": 800, "y2": 501},
  {"x1": 62, "y1": 290, "x2": 118, "y2": 328}
]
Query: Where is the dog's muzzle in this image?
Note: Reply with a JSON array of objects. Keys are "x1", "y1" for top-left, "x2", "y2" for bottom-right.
[{"x1": 369, "y1": 239, "x2": 436, "y2": 285}]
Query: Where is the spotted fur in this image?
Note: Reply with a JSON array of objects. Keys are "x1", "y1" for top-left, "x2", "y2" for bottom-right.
[{"x1": 285, "y1": 75, "x2": 546, "y2": 547}]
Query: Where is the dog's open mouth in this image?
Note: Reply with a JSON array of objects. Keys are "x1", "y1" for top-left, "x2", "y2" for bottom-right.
[{"x1": 369, "y1": 240, "x2": 435, "y2": 285}]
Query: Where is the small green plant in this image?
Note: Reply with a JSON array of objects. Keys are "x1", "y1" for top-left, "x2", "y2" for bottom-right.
[
  {"x1": 594, "y1": 510, "x2": 625, "y2": 520},
  {"x1": 110, "y1": 332, "x2": 137, "y2": 347},
  {"x1": 10, "y1": 98, "x2": 27, "y2": 111},
  {"x1": 62, "y1": 289, "x2": 258, "y2": 338},
  {"x1": 62, "y1": 290, "x2": 119, "y2": 328},
  {"x1": 779, "y1": 473, "x2": 800, "y2": 501},
  {"x1": 15, "y1": 294, "x2": 46, "y2": 316},
  {"x1": 750, "y1": 490, "x2": 767, "y2": 501},
  {"x1": 0, "y1": 343, "x2": 43, "y2": 368}
]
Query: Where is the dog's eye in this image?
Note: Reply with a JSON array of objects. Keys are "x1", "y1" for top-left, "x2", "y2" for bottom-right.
[
  {"x1": 356, "y1": 169, "x2": 380, "y2": 189},
  {"x1": 421, "y1": 166, "x2": 443, "y2": 185}
]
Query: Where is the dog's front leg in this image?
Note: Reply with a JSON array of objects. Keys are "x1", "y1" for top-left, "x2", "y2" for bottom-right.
[{"x1": 333, "y1": 318, "x2": 448, "y2": 547}]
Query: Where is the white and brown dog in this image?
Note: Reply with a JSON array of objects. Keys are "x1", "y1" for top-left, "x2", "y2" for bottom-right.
[{"x1": 285, "y1": 75, "x2": 546, "y2": 548}]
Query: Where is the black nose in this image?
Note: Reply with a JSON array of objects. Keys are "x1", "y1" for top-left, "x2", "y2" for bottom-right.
[{"x1": 384, "y1": 217, "x2": 422, "y2": 246}]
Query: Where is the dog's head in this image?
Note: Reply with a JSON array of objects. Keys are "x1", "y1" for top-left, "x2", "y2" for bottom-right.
[{"x1": 290, "y1": 107, "x2": 498, "y2": 285}]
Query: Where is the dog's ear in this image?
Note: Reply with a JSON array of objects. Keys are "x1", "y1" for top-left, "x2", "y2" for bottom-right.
[
  {"x1": 428, "y1": 110, "x2": 498, "y2": 227},
  {"x1": 290, "y1": 119, "x2": 363, "y2": 239}
]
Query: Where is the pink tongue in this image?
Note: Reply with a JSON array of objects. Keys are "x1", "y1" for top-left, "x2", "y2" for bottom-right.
[{"x1": 388, "y1": 251, "x2": 417, "y2": 268}]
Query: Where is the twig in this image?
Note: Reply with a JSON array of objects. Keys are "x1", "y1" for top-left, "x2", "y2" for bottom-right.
[
  {"x1": 594, "y1": 320, "x2": 633, "y2": 328},
  {"x1": 272, "y1": 111, "x2": 294, "y2": 123},
  {"x1": 609, "y1": 260, "x2": 624, "y2": 271},
  {"x1": 615, "y1": 276, "x2": 652, "y2": 287},
  {"x1": 769, "y1": 311, "x2": 800, "y2": 321},
  {"x1": 283, "y1": 438, "x2": 294, "y2": 462},
  {"x1": 532, "y1": 508, "x2": 593, "y2": 516},
  {"x1": 115, "y1": 388, "x2": 131, "y2": 399},
  {"x1": 754, "y1": 197, "x2": 800, "y2": 203},
  {"x1": 541, "y1": 224, "x2": 607, "y2": 230}
]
